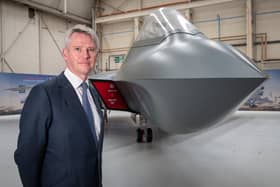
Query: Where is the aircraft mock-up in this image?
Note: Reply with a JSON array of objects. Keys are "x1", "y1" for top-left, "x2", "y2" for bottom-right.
[{"x1": 90, "y1": 8, "x2": 267, "y2": 142}]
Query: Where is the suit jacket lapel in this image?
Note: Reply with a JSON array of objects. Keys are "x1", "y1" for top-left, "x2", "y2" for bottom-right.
[
  {"x1": 56, "y1": 73, "x2": 97, "y2": 147},
  {"x1": 89, "y1": 84, "x2": 105, "y2": 147}
]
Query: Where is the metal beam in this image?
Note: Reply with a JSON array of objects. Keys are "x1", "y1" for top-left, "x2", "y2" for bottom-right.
[
  {"x1": 101, "y1": 0, "x2": 125, "y2": 13},
  {"x1": 92, "y1": 8, "x2": 96, "y2": 31},
  {"x1": 10, "y1": 0, "x2": 91, "y2": 25},
  {"x1": 38, "y1": 12, "x2": 42, "y2": 73},
  {"x1": 0, "y1": 0, "x2": 3, "y2": 71},
  {"x1": 184, "y1": 8, "x2": 192, "y2": 21},
  {"x1": 246, "y1": 0, "x2": 253, "y2": 58},
  {"x1": 137, "y1": 0, "x2": 142, "y2": 10},
  {"x1": 63, "y1": 0, "x2": 67, "y2": 14},
  {"x1": 96, "y1": 0, "x2": 234, "y2": 23},
  {"x1": 134, "y1": 17, "x2": 139, "y2": 40}
]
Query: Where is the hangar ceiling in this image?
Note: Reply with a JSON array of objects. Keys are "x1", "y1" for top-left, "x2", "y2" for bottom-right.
[{"x1": 9, "y1": 0, "x2": 95, "y2": 24}]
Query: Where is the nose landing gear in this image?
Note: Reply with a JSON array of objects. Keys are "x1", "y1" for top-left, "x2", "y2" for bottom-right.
[
  {"x1": 131, "y1": 113, "x2": 153, "y2": 143},
  {"x1": 136, "y1": 127, "x2": 153, "y2": 143}
]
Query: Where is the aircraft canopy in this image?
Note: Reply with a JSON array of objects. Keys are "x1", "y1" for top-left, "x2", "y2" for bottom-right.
[{"x1": 136, "y1": 8, "x2": 201, "y2": 41}]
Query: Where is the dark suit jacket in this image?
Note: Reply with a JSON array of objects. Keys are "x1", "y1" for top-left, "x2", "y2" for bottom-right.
[{"x1": 14, "y1": 73, "x2": 104, "y2": 187}]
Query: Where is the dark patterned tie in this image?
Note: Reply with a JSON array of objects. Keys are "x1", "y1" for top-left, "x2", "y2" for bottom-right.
[{"x1": 81, "y1": 82, "x2": 97, "y2": 143}]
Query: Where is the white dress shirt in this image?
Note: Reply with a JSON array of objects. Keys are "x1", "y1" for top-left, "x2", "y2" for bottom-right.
[{"x1": 64, "y1": 68, "x2": 101, "y2": 140}]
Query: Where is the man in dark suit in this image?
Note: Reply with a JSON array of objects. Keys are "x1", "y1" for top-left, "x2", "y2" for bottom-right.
[{"x1": 14, "y1": 24, "x2": 104, "y2": 187}]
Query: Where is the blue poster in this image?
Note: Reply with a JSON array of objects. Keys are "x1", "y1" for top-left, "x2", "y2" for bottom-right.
[
  {"x1": 0, "y1": 72, "x2": 53, "y2": 115},
  {"x1": 1, "y1": 70, "x2": 280, "y2": 115},
  {"x1": 240, "y1": 69, "x2": 280, "y2": 111}
]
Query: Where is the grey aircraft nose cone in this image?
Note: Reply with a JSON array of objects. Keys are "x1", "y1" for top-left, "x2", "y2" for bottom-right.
[
  {"x1": 91, "y1": 7, "x2": 267, "y2": 134},
  {"x1": 115, "y1": 8, "x2": 267, "y2": 133}
]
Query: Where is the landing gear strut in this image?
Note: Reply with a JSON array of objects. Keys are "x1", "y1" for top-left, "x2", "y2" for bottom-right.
[
  {"x1": 136, "y1": 128, "x2": 145, "y2": 143},
  {"x1": 136, "y1": 127, "x2": 153, "y2": 143},
  {"x1": 146, "y1": 127, "x2": 153, "y2": 143},
  {"x1": 132, "y1": 113, "x2": 153, "y2": 143}
]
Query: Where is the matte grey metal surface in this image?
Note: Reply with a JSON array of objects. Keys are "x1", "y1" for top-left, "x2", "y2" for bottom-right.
[{"x1": 94, "y1": 8, "x2": 267, "y2": 133}]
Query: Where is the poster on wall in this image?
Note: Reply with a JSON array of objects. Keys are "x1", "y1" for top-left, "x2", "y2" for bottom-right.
[
  {"x1": 240, "y1": 69, "x2": 280, "y2": 111},
  {"x1": 0, "y1": 72, "x2": 53, "y2": 115},
  {"x1": 1, "y1": 69, "x2": 279, "y2": 116}
]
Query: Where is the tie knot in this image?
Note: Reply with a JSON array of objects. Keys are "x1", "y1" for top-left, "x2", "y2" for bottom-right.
[{"x1": 81, "y1": 82, "x2": 88, "y2": 91}]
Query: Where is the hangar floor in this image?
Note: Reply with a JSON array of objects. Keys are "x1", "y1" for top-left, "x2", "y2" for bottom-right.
[{"x1": 0, "y1": 111, "x2": 280, "y2": 187}]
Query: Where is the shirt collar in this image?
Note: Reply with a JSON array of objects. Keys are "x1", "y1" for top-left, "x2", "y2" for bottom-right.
[{"x1": 64, "y1": 68, "x2": 88, "y2": 89}]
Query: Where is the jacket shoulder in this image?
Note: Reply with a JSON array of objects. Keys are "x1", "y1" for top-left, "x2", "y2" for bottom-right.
[{"x1": 35, "y1": 74, "x2": 65, "y2": 90}]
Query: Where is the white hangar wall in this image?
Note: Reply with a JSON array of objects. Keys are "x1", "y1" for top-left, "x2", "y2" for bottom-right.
[
  {"x1": 1, "y1": 1, "x2": 40, "y2": 73},
  {"x1": 0, "y1": 0, "x2": 280, "y2": 74},
  {"x1": 0, "y1": 0, "x2": 94, "y2": 75},
  {"x1": 100, "y1": 20, "x2": 134, "y2": 71},
  {"x1": 98, "y1": 0, "x2": 280, "y2": 71},
  {"x1": 30, "y1": 0, "x2": 94, "y2": 19},
  {"x1": 255, "y1": 0, "x2": 280, "y2": 68}
]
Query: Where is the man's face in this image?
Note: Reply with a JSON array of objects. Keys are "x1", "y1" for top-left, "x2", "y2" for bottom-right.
[{"x1": 63, "y1": 32, "x2": 97, "y2": 80}]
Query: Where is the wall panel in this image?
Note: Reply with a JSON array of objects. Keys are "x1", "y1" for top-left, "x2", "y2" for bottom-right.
[
  {"x1": 101, "y1": 21, "x2": 133, "y2": 71},
  {"x1": 142, "y1": 0, "x2": 174, "y2": 8},
  {"x1": 0, "y1": 1, "x2": 88, "y2": 75},
  {"x1": 100, "y1": 0, "x2": 139, "y2": 15},
  {"x1": 39, "y1": 13, "x2": 68, "y2": 75},
  {"x1": 0, "y1": 1, "x2": 3, "y2": 71},
  {"x1": 192, "y1": 1, "x2": 246, "y2": 37},
  {"x1": 29, "y1": 0, "x2": 94, "y2": 19},
  {"x1": 98, "y1": 0, "x2": 280, "y2": 70},
  {"x1": 255, "y1": 0, "x2": 280, "y2": 65},
  {"x1": 2, "y1": 1, "x2": 39, "y2": 73}
]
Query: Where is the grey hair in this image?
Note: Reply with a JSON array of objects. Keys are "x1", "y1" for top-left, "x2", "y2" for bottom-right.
[{"x1": 64, "y1": 24, "x2": 100, "y2": 52}]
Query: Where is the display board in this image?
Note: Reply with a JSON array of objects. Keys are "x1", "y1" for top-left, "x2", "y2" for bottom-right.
[
  {"x1": 0, "y1": 69, "x2": 279, "y2": 116},
  {"x1": 240, "y1": 69, "x2": 280, "y2": 111},
  {"x1": 0, "y1": 72, "x2": 53, "y2": 115}
]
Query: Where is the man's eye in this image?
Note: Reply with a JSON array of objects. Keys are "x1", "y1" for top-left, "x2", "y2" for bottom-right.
[
  {"x1": 88, "y1": 48, "x2": 96, "y2": 52},
  {"x1": 74, "y1": 47, "x2": 81, "y2": 51}
]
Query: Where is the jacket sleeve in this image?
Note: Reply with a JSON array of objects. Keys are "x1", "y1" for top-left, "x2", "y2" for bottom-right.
[{"x1": 14, "y1": 84, "x2": 52, "y2": 187}]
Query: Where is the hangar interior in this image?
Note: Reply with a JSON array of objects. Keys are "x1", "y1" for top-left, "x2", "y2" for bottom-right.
[
  {"x1": 0, "y1": 0, "x2": 280, "y2": 187},
  {"x1": 0, "y1": 0, "x2": 280, "y2": 74}
]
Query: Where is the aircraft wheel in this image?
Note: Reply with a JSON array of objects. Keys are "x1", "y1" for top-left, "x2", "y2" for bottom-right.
[
  {"x1": 136, "y1": 128, "x2": 144, "y2": 143},
  {"x1": 146, "y1": 128, "x2": 153, "y2": 143}
]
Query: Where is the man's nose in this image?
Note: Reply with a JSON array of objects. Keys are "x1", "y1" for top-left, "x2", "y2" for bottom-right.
[{"x1": 82, "y1": 49, "x2": 90, "y2": 58}]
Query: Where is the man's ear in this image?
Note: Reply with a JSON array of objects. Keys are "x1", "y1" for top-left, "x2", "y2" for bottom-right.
[{"x1": 62, "y1": 48, "x2": 68, "y2": 61}]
